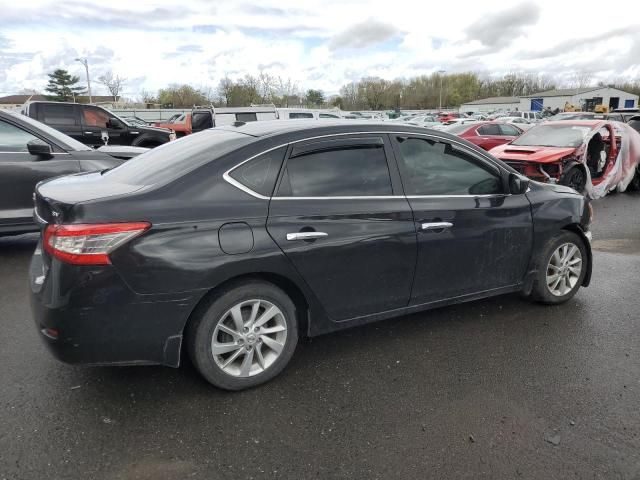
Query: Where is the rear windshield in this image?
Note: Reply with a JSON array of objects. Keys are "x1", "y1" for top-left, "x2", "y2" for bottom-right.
[
  {"x1": 443, "y1": 124, "x2": 473, "y2": 134},
  {"x1": 104, "y1": 129, "x2": 253, "y2": 186}
]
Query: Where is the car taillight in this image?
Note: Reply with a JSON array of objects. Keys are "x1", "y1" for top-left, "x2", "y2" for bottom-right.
[{"x1": 43, "y1": 222, "x2": 151, "y2": 265}]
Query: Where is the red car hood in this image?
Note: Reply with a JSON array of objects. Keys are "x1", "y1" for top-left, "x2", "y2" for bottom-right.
[{"x1": 490, "y1": 144, "x2": 577, "y2": 164}]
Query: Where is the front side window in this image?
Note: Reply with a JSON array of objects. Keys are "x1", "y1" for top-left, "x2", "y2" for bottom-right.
[
  {"x1": 0, "y1": 119, "x2": 39, "y2": 153},
  {"x1": 277, "y1": 141, "x2": 392, "y2": 197},
  {"x1": 228, "y1": 147, "x2": 286, "y2": 197},
  {"x1": 499, "y1": 124, "x2": 521, "y2": 136},
  {"x1": 82, "y1": 106, "x2": 111, "y2": 128},
  {"x1": 41, "y1": 104, "x2": 78, "y2": 126},
  {"x1": 319, "y1": 113, "x2": 340, "y2": 119},
  {"x1": 396, "y1": 137, "x2": 502, "y2": 196}
]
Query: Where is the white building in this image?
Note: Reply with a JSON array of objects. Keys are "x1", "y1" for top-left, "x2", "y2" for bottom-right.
[
  {"x1": 459, "y1": 96, "x2": 520, "y2": 114},
  {"x1": 519, "y1": 87, "x2": 639, "y2": 112}
]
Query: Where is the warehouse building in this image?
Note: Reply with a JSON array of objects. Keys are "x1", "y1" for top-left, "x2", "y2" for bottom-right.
[
  {"x1": 459, "y1": 96, "x2": 520, "y2": 113},
  {"x1": 519, "y1": 87, "x2": 638, "y2": 112}
]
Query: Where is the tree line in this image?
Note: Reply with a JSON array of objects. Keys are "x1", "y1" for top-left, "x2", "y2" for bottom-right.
[{"x1": 42, "y1": 68, "x2": 640, "y2": 110}]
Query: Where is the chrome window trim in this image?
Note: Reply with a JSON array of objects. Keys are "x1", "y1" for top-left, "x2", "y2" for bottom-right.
[
  {"x1": 223, "y1": 131, "x2": 508, "y2": 200},
  {"x1": 0, "y1": 151, "x2": 71, "y2": 156}
]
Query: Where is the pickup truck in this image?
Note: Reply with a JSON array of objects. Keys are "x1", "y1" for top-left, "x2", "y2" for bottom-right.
[
  {"x1": 153, "y1": 106, "x2": 277, "y2": 136},
  {"x1": 22, "y1": 101, "x2": 174, "y2": 148}
]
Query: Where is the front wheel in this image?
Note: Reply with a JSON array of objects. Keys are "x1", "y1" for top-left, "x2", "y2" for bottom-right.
[
  {"x1": 530, "y1": 231, "x2": 588, "y2": 304},
  {"x1": 186, "y1": 281, "x2": 298, "y2": 390},
  {"x1": 560, "y1": 166, "x2": 587, "y2": 193}
]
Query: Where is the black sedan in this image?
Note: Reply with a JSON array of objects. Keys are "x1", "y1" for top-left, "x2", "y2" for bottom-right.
[
  {"x1": 0, "y1": 109, "x2": 145, "y2": 236},
  {"x1": 30, "y1": 121, "x2": 593, "y2": 390}
]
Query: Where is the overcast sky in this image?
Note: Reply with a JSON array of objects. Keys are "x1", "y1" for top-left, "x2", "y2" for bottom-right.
[{"x1": 1, "y1": 0, "x2": 639, "y2": 98}]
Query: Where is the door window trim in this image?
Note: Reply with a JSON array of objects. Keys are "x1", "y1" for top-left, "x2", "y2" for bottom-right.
[{"x1": 223, "y1": 131, "x2": 509, "y2": 200}]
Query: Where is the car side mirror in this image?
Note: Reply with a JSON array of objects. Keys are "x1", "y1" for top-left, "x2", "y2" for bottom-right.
[
  {"x1": 27, "y1": 139, "x2": 53, "y2": 158},
  {"x1": 109, "y1": 118, "x2": 124, "y2": 129},
  {"x1": 509, "y1": 173, "x2": 530, "y2": 194}
]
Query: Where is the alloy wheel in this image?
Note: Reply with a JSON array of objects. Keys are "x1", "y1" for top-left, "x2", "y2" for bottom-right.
[
  {"x1": 211, "y1": 299, "x2": 287, "y2": 377},
  {"x1": 546, "y1": 243, "x2": 582, "y2": 296}
]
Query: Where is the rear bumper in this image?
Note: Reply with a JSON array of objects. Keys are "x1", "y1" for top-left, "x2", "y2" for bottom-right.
[{"x1": 29, "y1": 246, "x2": 200, "y2": 367}]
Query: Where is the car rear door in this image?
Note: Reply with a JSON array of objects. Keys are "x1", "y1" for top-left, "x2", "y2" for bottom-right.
[
  {"x1": 390, "y1": 134, "x2": 533, "y2": 305},
  {"x1": 0, "y1": 117, "x2": 80, "y2": 229},
  {"x1": 266, "y1": 134, "x2": 417, "y2": 321}
]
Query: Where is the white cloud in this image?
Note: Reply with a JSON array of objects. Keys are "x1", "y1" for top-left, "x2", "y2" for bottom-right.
[{"x1": 0, "y1": 0, "x2": 639, "y2": 98}]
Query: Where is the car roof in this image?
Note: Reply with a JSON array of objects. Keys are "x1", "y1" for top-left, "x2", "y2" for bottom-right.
[
  {"x1": 540, "y1": 120, "x2": 607, "y2": 127},
  {"x1": 217, "y1": 119, "x2": 447, "y2": 138}
]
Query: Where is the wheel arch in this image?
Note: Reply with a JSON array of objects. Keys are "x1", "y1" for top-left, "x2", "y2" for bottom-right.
[
  {"x1": 182, "y1": 271, "x2": 311, "y2": 342},
  {"x1": 561, "y1": 223, "x2": 592, "y2": 287}
]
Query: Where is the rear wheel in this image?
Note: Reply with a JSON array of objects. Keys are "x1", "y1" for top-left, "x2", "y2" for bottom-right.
[
  {"x1": 186, "y1": 281, "x2": 298, "y2": 390},
  {"x1": 530, "y1": 231, "x2": 587, "y2": 304},
  {"x1": 560, "y1": 166, "x2": 587, "y2": 193}
]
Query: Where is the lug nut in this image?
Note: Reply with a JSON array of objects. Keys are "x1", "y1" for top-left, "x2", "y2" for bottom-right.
[{"x1": 254, "y1": 326, "x2": 260, "y2": 332}]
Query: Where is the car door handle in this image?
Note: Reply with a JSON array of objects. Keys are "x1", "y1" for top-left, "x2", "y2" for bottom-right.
[
  {"x1": 84, "y1": 131, "x2": 94, "y2": 134},
  {"x1": 421, "y1": 222, "x2": 453, "y2": 231},
  {"x1": 286, "y1": 232, "x2": 328, "y2": 241}
]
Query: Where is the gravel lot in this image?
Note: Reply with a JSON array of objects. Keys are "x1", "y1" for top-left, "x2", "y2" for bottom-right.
[{"x1": 1, "y1": 192, "x2": 639, "y2": 480}]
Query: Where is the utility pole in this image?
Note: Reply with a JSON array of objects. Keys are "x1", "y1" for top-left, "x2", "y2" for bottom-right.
[
  {"x1": 438, "y1": 70, "x2": 446, "y2": 111},
  {"x1": 75, "y1": 57, "x2": 92, "y2": 103}
]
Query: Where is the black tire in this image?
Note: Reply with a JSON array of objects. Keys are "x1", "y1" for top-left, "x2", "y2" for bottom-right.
[
  {"x1": 560, "y1": 166, "x2": 587, "y2": 193},
  {"x1": 530, "y1": 231, "x2": 588, "y2": 305},
  {"x1": 186, "y1": 281, "x2": 298, "y2": 390},
  {"x1": 627, "y1": 167, "x2": 640, "y2": 192}
]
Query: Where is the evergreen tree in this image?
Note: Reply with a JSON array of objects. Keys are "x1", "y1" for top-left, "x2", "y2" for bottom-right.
[{"x1": 45, "y1": 69, "x2": 85, "y2": 101}]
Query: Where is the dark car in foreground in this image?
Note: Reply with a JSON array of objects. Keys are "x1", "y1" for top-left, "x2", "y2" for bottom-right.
[
  {"x1": 22, "y1": 101, "x2": 174, "y2": 148},
  {"x1": 0, "y1": 109, "x2": 146, "y2": 236},
  {"x1": 30, "y1": 121, "x2": 593, "y2": 390}
]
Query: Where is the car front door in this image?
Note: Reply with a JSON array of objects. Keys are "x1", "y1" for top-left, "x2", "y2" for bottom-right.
[
  {"x1": 498, "y1": 123, "x2": 522, "y2": 143},
  {"x1": 266, "y1": 135, "x2": 417, "y2": 321},
  {"x1": 0, "y1": 118, "x2": 80, "y2": 230},
  {"x1": 475, "y1": 124, "x2": 507, "y2": 150},
  {"x1": 80, "y1": 105, "x2": 127, "y2": 146},
  {"x1": 390, "y1": 134, "x2": 533, "y2": 305}
]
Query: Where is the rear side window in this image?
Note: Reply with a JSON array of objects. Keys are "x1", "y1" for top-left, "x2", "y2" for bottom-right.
[
  {"x1": 236, "y1": 113, "x2": 257, "y2": 122},
  {"x1": 228, "y1": 147, "x2": 286, "y2": 197},
  {"x1": 277, "y1": 141, "x2": 392, "y2": 197},
  {"x1": 192, "y1": 112, "x2": 213, "y2": 130},
  {"x1": 41, "y1": 104, "x2": 78, "y2": 126},
  {"x1": 477, "y1": 124, "x2": 501, "y2": 135},
  {"x1": 396, "y1": 137, "x2": 502, "y2": 196},
  {"x1": 105, "y1": 129, "x2": 253, "y2": 186},
  {"x1": 289, "y1": 112, "x2": 314, "y2": 119},
  {"x1": 319, "y1": 113, "x2": 340, "y2": 119}
]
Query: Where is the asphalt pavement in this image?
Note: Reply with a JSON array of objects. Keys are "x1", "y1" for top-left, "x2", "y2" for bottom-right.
[{"x1": 1, "y1": 192, "x2": 639, "y2": 480}]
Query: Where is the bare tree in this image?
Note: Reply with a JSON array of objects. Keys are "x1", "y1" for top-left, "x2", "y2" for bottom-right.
[
  {"x1": 275, "y1": 76, "x2": 299, "y2": 107},
  {"x1": 570, "y1": 71, "x2": 594, "y2": 89},
  {"x1": 97, "y1": 71, "x2": 127, "y2": 101},
  {"x1": 138, "y1": 89, "x2": 157, "y2": 104}
]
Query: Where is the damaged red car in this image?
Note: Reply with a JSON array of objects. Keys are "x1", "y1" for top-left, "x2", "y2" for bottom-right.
[{"x1": 490, "y1": 120, "x2": 640, "y2": 198}]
